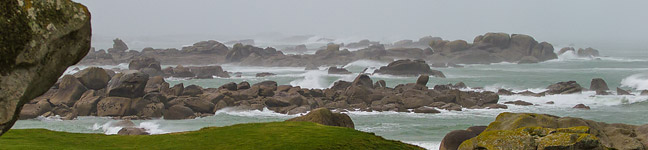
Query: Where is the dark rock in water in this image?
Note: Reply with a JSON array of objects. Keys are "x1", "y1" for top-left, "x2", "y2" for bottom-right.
[
  {"x1": 413, "y1": 107, "x2": 440, "y2": 114},
  {"x1": 331, "y1": 81, "x2": 352, "y2": 91},
  {"x1": 590, "y1": 78, "x2": 610, "y2": 91},
  {"x1": 19, "y1": 100, "x2": 53, "y2": 120},
  {"x1": 286, "y1": 108, "x2": 354, "y2": 129},
  {"x1": 545, "y1": 101, "x2": 555, "y2": 104},
  {"x1": 641, "y1": 90, "x2": 648, "y2": 96},
  {"x1": 516, "y1": 90, "x2": 545, "y2": 97},
  {"x1": 190, "y1": 65, "x2": 229, "y2": 78},
  {"x1": 73, "y1": 67, "x2": 111, "y2": 90},
  {"x1": 128, "y1": 57, "x2": 161, "y2": 71},
  {"x1": 497, "y1": 89, "x2": 514, "y2": 95},
  {"x1": 255, "y1": 72, "x2": 276, "y2": 77},
  {"x1": 107, "y1": 70, "x2": 149, "y2": 98},
  {"x1": 617, "y1": 87, "x2": 633, "y2": 95},
  {"x1": 485, "y1": 104, "x2": 508, "y2": 109},
  {"x1": 546, "y1": 81, "x2": 582, "y2": 94},
  {"x1": 453, "y1": 82, "x2": 467, "y2": 89},
  {"x1": 164, "y1": 105, "x2": 195, "y2": 120},
  {"x1": 226, "y1": 43, "x2": 281, "y2": 62},
  {"x1": 50, "y1": 75, "x2": 88, "y2": 106},
  {"x1": 416, "y1": 75, "x2": 429, "y2": 86},
  {"x1": 327, "y1": 67, "x2": 351, "y2": 74},
  {"x1": 577, "y1": 47, "x2": 600, "y2": 57},
  {"x1": 97, "y1": 97, "x2": 133, "y2": 116},
  {"x1": 504, "y1": 100, "x2": 533, "y2": 106},
  {"x1": 172, "y1": 65, "x2": 195, "y2": 78},
  {"x1": 558, "y1": 47, "x2": 576, "y2": 55},
  {"x1": 118, "y1": 127, "x2": 150, "y2": 135},
  {"x1": 440, "y1": 126, "x2": 486, "y2": 150},
  {"x1": 573, "y1": 104, "x2": 591, "y2": 109},
  {"x1": 374, "y1": 59, "x2": 445, "y2": 78},
  {"x1": 352, "y1": 74, "x2": 374, "y2": 89},
  {"x1": 181, "y1": 40, "x2": 229, "y2": 55},
  {"x1": 110, "y1": 39, "x2": 129, "y2": 53},
  {"x1": 596, "y1": 90, "x2": 611, "y2": 95},
  {"x1": 182, "y1": 85, "x2": 203, "y2": 97}
]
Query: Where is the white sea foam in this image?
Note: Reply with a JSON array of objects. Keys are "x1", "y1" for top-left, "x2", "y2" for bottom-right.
[
  {"x1": 621, "y1": 73, "x2": 648, "y2": 90},
  {"x1": 215, "y1": 107, "x2": 300, "y2": 117},
  {"x1": 92, "y1": 120, "x2": 169, "y2": 135},
  {"x1": 343, "y1": 59, "x2": 388, "y2": 69},
  {"x1": 404, "y1": 141, "x2": 439, "y2": 150},
  {"x1": 289, "y1": 70, "x2": 328, "y2": 89}
]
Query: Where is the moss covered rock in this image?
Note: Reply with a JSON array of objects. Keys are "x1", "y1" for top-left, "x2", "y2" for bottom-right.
[
  {"x1": 458, "y1": 112, "x2": 647, "y2": 150},
  {"x1": 0, "y1": 0, "x2": 91, "y2": 136}
]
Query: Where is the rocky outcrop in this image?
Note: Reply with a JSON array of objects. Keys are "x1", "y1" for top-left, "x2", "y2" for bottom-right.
[
  {"x1": 590, "y1": 78, "x2": 609, "y2": 92},
  {"x1": 617, "y1": 87, "x2": 632, "y2": 95},
  {"x1": 256, "y1": 72, "x2": 276, "y2": 77},
  {"x1": 73, "y1": 67, "x2": 111, "y2": 90},
  {"x1": 458, "y1": 112, "x2": 647, "y2": 150},
  {"x1": 286, "y1": 108, "x2": 354, "y2": 128},
  {"x1": 577, "y1": 47, "x2": 600, "y2": 57},
  {"x1": 107, "y1": 70, "x2": 149, "y2": 98},
  {"x1": 374, "y1": 59, "x2": 445, "y2": 78},
  {"x1": 0, "y1": 0, "x2": 91, "y2": 135},
  {"x1": 546, "y1": 81, "x2": 583, "y2": 94},
  {"x1": 327, "y1": 67, "x2": 351, "y2": 74},
  {"x1": 440, "y1": 126, "x2": 486, "y2": 150}
]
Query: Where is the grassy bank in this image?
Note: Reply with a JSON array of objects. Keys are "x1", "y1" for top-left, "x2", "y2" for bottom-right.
[{"x1": 0, "y1": 121, "x2": 422, "y2": 150}]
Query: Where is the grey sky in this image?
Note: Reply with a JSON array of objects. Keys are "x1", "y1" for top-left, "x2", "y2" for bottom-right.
[{"x1": 74, "y1": 0, "x2": 648, "y2": 49}]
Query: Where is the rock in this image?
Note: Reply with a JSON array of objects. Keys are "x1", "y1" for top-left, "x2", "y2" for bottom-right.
[
  {"x1": 504, "y1": 100, "x2": 533, "y2": 106},
  {"x1": 617, "y1": 87, "x2": 632, "y2": 95},
  {"x1": 596, "y1": 90, "x2": 611, "y2": 95},
  {"x1": 286, "y1": 108, "x2": 354, "y2": 129},
  {"x1": 181, "y1": 40, "x2": 229, "y2": 54},
  {"x1": 374, "y1": 80, "x2": 386, "y2": 88},
  {"x1": 163, "y1": 105, "x2": 195, "y2": 120},
  {"x1": 374, "y1": 59, "x2": 445, "y2": 78},
  {"x1": 577, "y1": 47, "x2": 600, "y2": 57},
  {"x1": 440, "y1": 126, "x2": 486, "y2": 150},
  {"x1": 117, "y1": 127, "x2": 150, "y2": 135},
  {"x1": 573, "y1": 104, "x2": 591, "y2": 109},
  {"x1": 351, "y1": 74, "x2": 374, "y2": 89},
  {"x1": 327, "y1": 67, "x2": 351, "y2": 74},
  {"x1": 641, "y1": 90, "x2": 648, "y2": 96},
  {"x1": 73, "y1": 90, "x2": 103, "y2": 116},
  {"x1": 183, "y1": 97, "x2": 214, "y2": 113},
  {"x1": 453, "y1": 82, "x2": 467, "y2": 89},
  {"x1": 255, "y1": 72, "x2": 276, "y2": 77},
  {"x1": 50, "y1": 75, "x2": 88, "y2": 106},
  {"x1": 190, "y1": 65, "x2": 229, "y2": 78},
  {"x1": 546, "y1": 101, "x2": 555, "y2": 104},
  {"x1": 590, "y1": 78, "x2": 610, "y2": 91},
  {"x1": 144, "y1": 76, "x2": 167, "y2": 93},
  {"x1": 558, "y1": 47, "x2": 575, "y2": 55},
  {"x1": 517, "y1": 56, "x2": 539, "y2": 64},
  {"x1": 486, "y1": 104, "x2": 508, "y2": 109},
  {"x1": 110, "y1": 39, "x2": 129, "y2": 52},
  {"x1": 413, "y1": 107, "x2": 440, "y2": 114},
  {"x1": 219, "y1": 82, "x2": 238, "y2": 91},
  {"x1": 331, "y1": 81, "x2": 352, "y2": 91},
  {"x1": 171, "y1": 83, "x2": 184, "y2": 96},
  {"x1": 182, "y1": 85, "x2": 203, "y2": 97},
  {"x1": 416, "y1": 75, "x2": 429, "y2": 86},
  {"x1": 107, "y1": 70, "x2": 149, "y2": 98},
  {"x1": 546, "y1": 81, "x2": 583, "y2": 94},
  {"x1": 97, "y1": 97, "x2": 133, "y2": 116},
  {"x1": 237, "y1": 82, "x2": 250, "y2": 90},
  {"x1": 73, "y1": 67, "x2": 111, "y2": 90},
  {"x1": 19, "y1": 100, "x2": 52, "y2": 119},
  {"x1": 128, "y1": 57, "x2": 161, "y2": 71},
  {"x1": 172, "y1": 65, "x2": 195, "y2": 78},
  {"x1": 459, "y1": 112, "x2": 643, "y2": 150},
  {"x1": 497, "y1": 89, "x2": 514, "y2": 95},
  {"x1": 516, "y1": 90, "x2": 545, "y2": 97}
]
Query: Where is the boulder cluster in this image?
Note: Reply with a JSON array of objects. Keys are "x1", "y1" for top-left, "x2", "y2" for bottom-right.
[
  {"x1": 443, "y1": 112, "x2": 648, "y2": 150},
  {"x1": 558, "y1": 47, "x2": 601, "y2": 58},
  {"x1": 20, "y1": 69, "x2": 504, "y2": 120}
]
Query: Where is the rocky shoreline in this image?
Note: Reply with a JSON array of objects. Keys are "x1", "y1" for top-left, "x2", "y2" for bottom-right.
[{"x1": 79, "y1": 32, "x2": 564, "y2": 67}]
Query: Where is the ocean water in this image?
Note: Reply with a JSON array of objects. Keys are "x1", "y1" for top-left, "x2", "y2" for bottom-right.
[{"x1": 13, "y1": 48, "x2": 648, "y2": 150}]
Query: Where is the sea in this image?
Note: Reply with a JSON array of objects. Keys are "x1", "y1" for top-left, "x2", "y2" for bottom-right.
[{"x1": 11, "y1": 38, "x2": 648, "y2": 150}]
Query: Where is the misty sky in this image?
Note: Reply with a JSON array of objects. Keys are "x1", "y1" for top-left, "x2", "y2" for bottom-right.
[{"x1": 74, "y1": 0, "x2": 648, "y2": 49}]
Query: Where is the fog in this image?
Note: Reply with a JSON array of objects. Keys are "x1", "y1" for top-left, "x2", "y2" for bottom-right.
[{"x1": 74, "y1": 0, "x2": 648, "y2": 50}]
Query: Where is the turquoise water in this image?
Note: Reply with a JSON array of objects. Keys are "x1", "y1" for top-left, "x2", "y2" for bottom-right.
[{"x1": 13, "y1": 49, "x2": 648, "y2": 149}]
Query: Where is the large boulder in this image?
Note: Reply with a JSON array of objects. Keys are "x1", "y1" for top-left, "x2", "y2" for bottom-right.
[
  {"x1": 181, "y1": 40, "x2": 229, "y2": 55},
  {"x1": 577, "y1": 47, "x2": 600, "y2": 57},
  {"x1": 117, "y1": 127, "x2": 150, "y2": 135},
  {"x1": 190, "y1": 65, "x2": 229, "y2": 78},
  {"x1": 286, "y1": 108, "x2": 354, "y2": 128},
  {"x1": 107, "y1": 70, "x2": 149, "y2": 98},
  {"x1": 163, "y1": 105, "x2": 195, "y2": 120},
  {"x1": 50, "y1": 75, "x2": 88, "y2": 106},
  {"x1": 19, "y1": 100, "x2": 52, "y2": 119},
  {"x1": 97, "y1": 97, "x2": 133, "y2": 116},
  {"x1": 546, "y1": 81, "x2": 583, "y2": 94},
  {"x1": 590, "y1": 78, "x2": 609, "y2": 91},
  {"x1": 73, "y1": 90, "x2": 103, "y2": 116},
  {"x1": 440, "y1": 126, "x2": 486, "y2": 150},
  {"x1": 458, "y1": 112, "x2": 645, "y2": 150},
  {"x1": 374, "y1": 59, "x2": 445, "y2": 78},
  {"x1": 144, "y1": 76, "x2": 167, "y2": 93},
  {"x1": 172, "y1": 65, "x2": 195, "y2": 78},
  {"x1": 73, "y1": 67, "x2": 111, "y2": 90},
  {"x1": 109, "y1": 39, "x2": 128, "y2": 53},
  {"x1": 128, "y1": 57, "x2": 161, "y2": 71}
]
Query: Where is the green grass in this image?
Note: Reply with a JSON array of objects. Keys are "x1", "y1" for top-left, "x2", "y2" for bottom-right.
[{"x1": 0, "y1": 121, "x2": 423, "y2": 150}]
